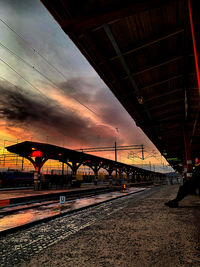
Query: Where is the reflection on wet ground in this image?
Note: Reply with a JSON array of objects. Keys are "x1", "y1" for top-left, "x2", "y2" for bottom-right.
[{"x1": 0, "y1": 188, "x2": 146, "y2": 232}]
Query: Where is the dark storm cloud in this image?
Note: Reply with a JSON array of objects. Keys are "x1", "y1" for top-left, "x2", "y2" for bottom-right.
[
  {"x1": 59, "y1": 77, "x2": 135, "y2": 129},
  {"x1": 0, "y1": 81, "x2": 117, "y2": 146},
  {"x1": 59, "y1": 77, "x2": 146, "y2": 145},
  {"x1": 59, "y1": 78, "x2": 95, "y2": 104}
]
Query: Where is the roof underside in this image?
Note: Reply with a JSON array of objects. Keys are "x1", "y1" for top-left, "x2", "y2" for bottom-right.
[{"x1": 41, "y1": 0, "x2": 200, "y2": 171}]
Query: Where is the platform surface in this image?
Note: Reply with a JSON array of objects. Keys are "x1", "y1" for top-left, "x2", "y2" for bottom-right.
[{"x1": 1, "y1": 185, "x2": 199, "y2": 267}]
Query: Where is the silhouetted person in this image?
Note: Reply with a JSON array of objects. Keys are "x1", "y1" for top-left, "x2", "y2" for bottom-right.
[{"x1": 165, "y1": 164, "x2": 200, "y2": 208}]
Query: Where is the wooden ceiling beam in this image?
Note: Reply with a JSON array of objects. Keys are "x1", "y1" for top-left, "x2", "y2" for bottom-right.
[
  {"x1": 141, "y1": 74, "x2": 183, "y2": 91},
  {"x1": 151, "y1": 119, "x2": 184, "y2": 127},
  {"x1": 148, "y1": 98, "x2": 184, "y2": 112},
  {"x1": 110, "y1": 28, "x2": 184, "y2": 61},
  {"x1": 145, "y1": 88, "x2": 182, "y2": 103},
  {"x1": 153, "y1": 107, "x2": 183, "y2": 118},
  {"x1": 121, "y1": 56, "x2": 184, "y2": 80},
  {"x1": 156, "y1": 113, "x2": 183, "y2": 123}
]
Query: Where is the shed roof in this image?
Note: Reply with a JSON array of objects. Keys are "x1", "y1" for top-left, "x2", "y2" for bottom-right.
[
  {"x1": 40, "y1": 0, "x2": 200, "y2": 171},
  {"x1": 6, "y1": 141, "x2": 152, "y2": 173}
]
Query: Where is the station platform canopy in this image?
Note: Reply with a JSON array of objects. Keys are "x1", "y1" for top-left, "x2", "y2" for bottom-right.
[
  {"x1": 6, "y1": 141, "x2": 151, "y2": 174},
  {"x1": 40, "y1": 0, "x2": 200, "y2": 172}
]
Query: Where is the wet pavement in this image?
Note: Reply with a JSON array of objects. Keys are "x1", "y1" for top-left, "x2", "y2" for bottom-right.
[{"x1": 0, "y1": 187, "x2": 146, "y2": 233}]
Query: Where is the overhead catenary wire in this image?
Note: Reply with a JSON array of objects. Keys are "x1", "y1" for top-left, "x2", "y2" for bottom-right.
[
  {"x1": 0, "y1": 21, "x2": 100, "y2": 116},
  {"x1": 0, "y1": 57, "x2": 49, "y2": 102},
  {"x1": 0, "y1": 18, "x2": 68, "y2": 81},
  {"x1": 0, "y1": 17, "x2": 131, "y2": 147}
]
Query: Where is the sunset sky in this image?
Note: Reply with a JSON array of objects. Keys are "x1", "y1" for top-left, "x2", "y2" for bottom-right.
[{"x1": 0, "y1": 0, "x2": 173, "y2": 172}]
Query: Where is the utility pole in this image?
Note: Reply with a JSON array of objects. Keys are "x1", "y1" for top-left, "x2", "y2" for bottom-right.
[
  {"x1": 141, "y1": 145, "x2": 144, "y2": 160},
  {"x1": 115, "y1": 141, "x2": 117, "y2": 162},
  {"x1": 115, "y1": 141, "x2": 117, "y2": 177},
  {"x1": 21, "y1": 157, "x2": 24, "y2": 171}
]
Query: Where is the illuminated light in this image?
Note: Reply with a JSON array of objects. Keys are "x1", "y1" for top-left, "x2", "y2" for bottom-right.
[
  {"x1": 121, "y1": 184, "x2": 126, "y2": 190},
  {"x1": 30, "y1": 150, "x2": 43, "y2": 157},
  {"x1": 58, "y1": 153, "x2": 62, "y2": 156},
  {"x1": 100, "y1": 161, "x2": 103, "y2": 164},
  {"x1": 32, "y1": 147, "x2": 36, "y2": 150},
  {"x1": 195, "y1": 157, "x2": 200, "y2": 167},
  {"x1": 137, "y1": 96, "x2": 144, "y2": 104}
]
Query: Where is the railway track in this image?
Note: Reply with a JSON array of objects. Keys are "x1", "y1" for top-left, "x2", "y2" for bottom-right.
[
  {"x1": 0, "y1": 187, "x2": 113, "y2": 216},
  {"x1": 0, "y1": 187, "x2": 148, "y2": 236}
]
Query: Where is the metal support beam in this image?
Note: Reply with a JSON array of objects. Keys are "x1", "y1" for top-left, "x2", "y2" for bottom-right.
[
  {"x1": 103, "y1": 23, "x2": 152, "y2": 120},
  {"x1": 103, "y1": 23, "x2": 141, "y2": 96}
]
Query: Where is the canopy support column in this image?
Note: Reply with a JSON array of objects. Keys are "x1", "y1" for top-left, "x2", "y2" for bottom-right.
[
  {"x1": 66, "y1": 161, "x2": 82, "y2": 186},
  {"x1": 26, "y1": 156, "x2": 48, "y2": 190}
]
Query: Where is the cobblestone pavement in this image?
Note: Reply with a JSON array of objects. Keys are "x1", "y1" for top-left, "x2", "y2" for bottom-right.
[
  {"x1": 1, "y1": 185, "x2": 200, "y2": 267},
  {"x1": 0, "y1": 187, "x2": 152, "y2": 267}
]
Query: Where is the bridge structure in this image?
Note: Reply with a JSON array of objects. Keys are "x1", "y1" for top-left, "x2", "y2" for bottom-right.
[
  {"x1": 40, "y1": 0, "x2": 200, "y2": 179},
  {"x1": 6, "y1": 141, "x2": 163, "y2": 190}
]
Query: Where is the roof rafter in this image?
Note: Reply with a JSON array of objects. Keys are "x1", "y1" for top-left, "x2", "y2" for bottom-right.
[
  {"x1": 103, "y1": 23, "x2": 153, "y2": 122},
  {"x1": 140, "y1": 74, "x2": 183, "y2": 91},
  {"x1": 148, "y1": 98, "x2": 184, "y2": 112},
  {"x1": 121, "y1": 56, "x2": 184, "y2": 80},
  {"x1": 153, "y1": 107, "x2": 184, "y2": 118},
  {"x1": 110, "y1": 28, "x2": 184, "y2": 61},
  {"x1": 145, "y1": 88, "x2": 183, "y2": 103}
]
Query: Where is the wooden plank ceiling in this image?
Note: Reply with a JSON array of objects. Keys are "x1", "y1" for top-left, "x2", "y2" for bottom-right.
[{"x1": 41, "y1": 0, "x2": 200, "y2": 172}]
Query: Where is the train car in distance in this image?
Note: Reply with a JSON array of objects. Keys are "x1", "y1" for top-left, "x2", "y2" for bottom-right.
[{"x1": 0, "y1": 170, "x2": 34, "y2": 188}]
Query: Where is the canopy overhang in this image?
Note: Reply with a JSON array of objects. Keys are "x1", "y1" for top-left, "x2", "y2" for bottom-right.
[{"x1": 40, "y1": 0, "x2": 200, "y2": 172}]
